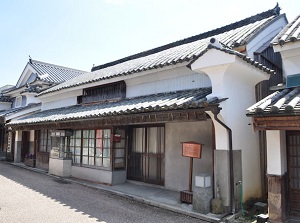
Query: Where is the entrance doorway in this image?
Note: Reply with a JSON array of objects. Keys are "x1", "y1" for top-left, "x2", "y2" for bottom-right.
[
  {"x1": 127, "y1": 126, "x2": 165, "y2": 185},
  {"x1": 21, "y1": 131, "x2": 30, "y2": 162},
  {"x1": 286, "y1": 131, "x2": 300, "y2": 219}
]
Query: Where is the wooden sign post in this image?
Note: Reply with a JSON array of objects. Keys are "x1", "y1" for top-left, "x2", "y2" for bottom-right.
[{"x1": 180, "y1": 142, "x2": 202, "y2": 204}]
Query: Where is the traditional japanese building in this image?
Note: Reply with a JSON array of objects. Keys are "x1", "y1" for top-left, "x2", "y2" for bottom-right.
[
  {"x1": 1, "y1": 58, "x2": 86, "y2": 164},
  {"x1": 7, "y1": 5, "x2": 288, "y2": 214},
  {"x1": 247, "y1": 14, "x2": 300, "y2": 223}
]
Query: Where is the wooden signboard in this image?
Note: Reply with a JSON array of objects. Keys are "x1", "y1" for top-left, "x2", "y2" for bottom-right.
[
  {"x1": 180, "y1": 141, "x2": 203, "y2": 200},
  {"x1": 182, "y1": 142, "x2": 202, "y2": 159}
]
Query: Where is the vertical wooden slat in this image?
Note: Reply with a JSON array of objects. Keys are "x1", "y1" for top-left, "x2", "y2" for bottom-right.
[{"x1": 287, "y1": 131, "x2": 300, "y2": 219}]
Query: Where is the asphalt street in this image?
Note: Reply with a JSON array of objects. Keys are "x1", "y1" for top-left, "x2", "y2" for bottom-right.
[{"x1": 0, "y1": 162, "x2": 205, "y2": 223}]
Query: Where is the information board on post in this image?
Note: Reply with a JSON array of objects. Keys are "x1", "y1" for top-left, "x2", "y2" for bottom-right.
[{"x1": 181, "y1": 142, "x2": 202, "y2": 159}]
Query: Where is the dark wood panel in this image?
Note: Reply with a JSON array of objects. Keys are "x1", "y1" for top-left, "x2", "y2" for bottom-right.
[
  {"x1": 253, "y1": 116, "x2": 300, "y2": 130},
  {"x1": 127, "y1": 153, "x2": 143, "y2": 181},
  {"x1": 36, "y1": 152, "x2": 49, "y2": 171},
  {"x1": 287, "y1": 132, "x2": 300, "y2": 219},
  {"x1": 81, "y1": 81, "x2": 126, "y2": 104}
]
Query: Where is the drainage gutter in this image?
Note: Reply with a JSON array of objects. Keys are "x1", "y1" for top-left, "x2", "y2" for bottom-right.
[{"x1": 212, "y1": 107, "x2": 235, "y2": 214}]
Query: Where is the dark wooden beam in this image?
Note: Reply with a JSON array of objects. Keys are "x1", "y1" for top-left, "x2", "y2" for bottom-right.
[{"x1": 253, "y1": 115, "x2": 300, "y2": 130}]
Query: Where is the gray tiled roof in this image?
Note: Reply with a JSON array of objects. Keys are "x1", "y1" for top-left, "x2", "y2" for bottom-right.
[
  {"x1": 29, "y1": 59, "x2": 87, "y2": 84},
  {"x1": 0, "y1": 103, "x2": 41, "y2": 118},
  {"x1": 247, "y1": 87, "x2": 300, "y2": 115},
  {"x1": 38, "y1": 6, "x2": 282, "y2": 97},
  {"x1": 272, "y1": 14, "x2": 300, "y2": 46},
  {"x1": 0, "y1": 103, "x2": 41, "y2": 124},
  {"x1": 0, "y1": 96, "x2": 12, "y2": 102},
  {"x1": 9, "y1": 88, "x2": 224, "y2": 126}
]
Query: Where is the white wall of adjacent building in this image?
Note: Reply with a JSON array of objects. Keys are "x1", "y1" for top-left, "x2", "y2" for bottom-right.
[
  {"x1": 246, "y1": 16, "x2": 288, "y2": 57},
  {"x1": 274, "y1": 41, "x2": 300, "y2": 78}
]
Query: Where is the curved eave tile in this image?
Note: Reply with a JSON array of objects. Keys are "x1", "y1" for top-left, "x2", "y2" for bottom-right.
[
  {"x1": 8, "y1": 88, "x2": 226, "y2": 127},
  {"x1": 247, "y1": 87, "x2": 300, "y2": 116}
]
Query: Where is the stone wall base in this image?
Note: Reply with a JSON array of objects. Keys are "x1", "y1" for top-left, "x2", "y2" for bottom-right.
[{"x1": 268, "y1": 174, "x2": 287, "y2": 223}]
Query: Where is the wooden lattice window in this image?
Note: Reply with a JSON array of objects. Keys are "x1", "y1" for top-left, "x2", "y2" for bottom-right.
[{"x1": 80, "y1": 81, "x2": 126, "y2": 104}]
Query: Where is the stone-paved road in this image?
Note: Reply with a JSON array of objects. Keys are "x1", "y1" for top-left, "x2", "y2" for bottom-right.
[{"x1": 0, "y1": 162, "x2": 205, "y2": 223}]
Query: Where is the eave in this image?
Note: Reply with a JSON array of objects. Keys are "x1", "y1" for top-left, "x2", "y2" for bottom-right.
[
  {"x1": 251, "y1": 114, "x2": 300, "y2": 130},
  {"x1": 9, "y1": 107, "x2": 217, "y2": 131}
]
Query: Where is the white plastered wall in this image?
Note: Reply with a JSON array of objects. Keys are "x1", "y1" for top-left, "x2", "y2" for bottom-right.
[
  {"x1": 126, "y1": 66, "x2": 211, "y2": 97},
  {"x1": 41, "y1": 89, "x2": 82, "y2": 110},
  {"x1": 29, "y1": 130, "x2": 35, "y2": 155},
  {"x1": 0, "y1": 102, "x2": 11, "y2": 110},
  {"x1": 266, "y1": 130, "x2": 287, "y2": 175},
  {"x1": 274, "y1": 42, "x2": 300, "y2": 78},
  {"x1": 14, "y1": 130, "x2": 22, "y2": 163},
  {"x1": 191, "y1": 49, "x2": 270, "y2": 202},
  {"x1": 25, "y1": 94, "x2": 40, "y2": 105}
]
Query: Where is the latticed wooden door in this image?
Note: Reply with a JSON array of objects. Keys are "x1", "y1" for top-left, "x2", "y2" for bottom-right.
[
  {"x1": 287, "y1": 131, "x2": 300, "y2": 219},
  {"x1": 127, "y1": 126, "x2": 165, "y2": 185}
]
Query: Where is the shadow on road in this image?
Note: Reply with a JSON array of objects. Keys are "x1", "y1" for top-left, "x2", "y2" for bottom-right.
[{"x1": 0, "y1": 162, "x2": 199, "y2": 223}]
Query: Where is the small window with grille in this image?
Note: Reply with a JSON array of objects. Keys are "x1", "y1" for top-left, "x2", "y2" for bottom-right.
[{"x1": 79, "y1": 81, "x2": 126, "y2": 104}]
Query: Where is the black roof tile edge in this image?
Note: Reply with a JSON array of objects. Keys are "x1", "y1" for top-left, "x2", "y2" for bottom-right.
[
  {"x1": 246, "y1": 87, "x2": 300, "y2": 116},
  {"x1": 0, "y1": 96, "x2": 12, "y2": 102},
  {"x1": 91, "y1": 5, "x2": 280, "y2": 72},
  {"x1": 187, "y1": 44, "x2": 276, "y2": 74},
  {"x1": 30, "y1": 59, "x2": 87, "y2": 74},
  {"x1": 246, "y1": 13, "x2": 287, "y2": 46},
  {"x1": 4, "y1": 78, "x2": 56, "y2": 95}
]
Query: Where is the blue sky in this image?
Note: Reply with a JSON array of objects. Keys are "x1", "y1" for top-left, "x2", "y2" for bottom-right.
[{"x1": 1, "y1": 0, "x2": 299, "y2": 86}]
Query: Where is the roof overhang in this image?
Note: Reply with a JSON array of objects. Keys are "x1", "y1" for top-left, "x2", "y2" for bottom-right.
[
  {"x1": 8, "y1": 107, "x2": 218, "y2": 131},
  {"x1": 3, "y1": 86, "x2": 27, "y2": 96},
  {"x1": 5, "y1": 104, "x2": 41, "y2": 122},
  {"x1": 190, "y1": 46, "x2": 272, "y2": 98},
  {"x1": 273, "y1": 41, "x2": 300, "y2": 54},
  {"x1": 7, "y1": 88, "x2": 225, "y2": 130},
  {"x1": 190, "y1": 45, "x2": 274, "y2": 77},
  {"x1": 15, "y1": 62, "x2": 36, "y2": 88}
]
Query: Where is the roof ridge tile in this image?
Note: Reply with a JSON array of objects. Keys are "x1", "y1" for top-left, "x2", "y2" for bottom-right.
[{"x1": 92, "y1": 5, "x2": 279, "y2": 72}]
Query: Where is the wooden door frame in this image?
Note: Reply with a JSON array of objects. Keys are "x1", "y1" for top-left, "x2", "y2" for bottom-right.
[
  {"x1": 286, "y1": 131, "x2": 300, "y2": 220},
  {"x1": 21, "y1": 131, "x2": 30, "y2": 162},
  {"x1": 127, "y1": 124, "x2": 165, "y2": 185}
]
